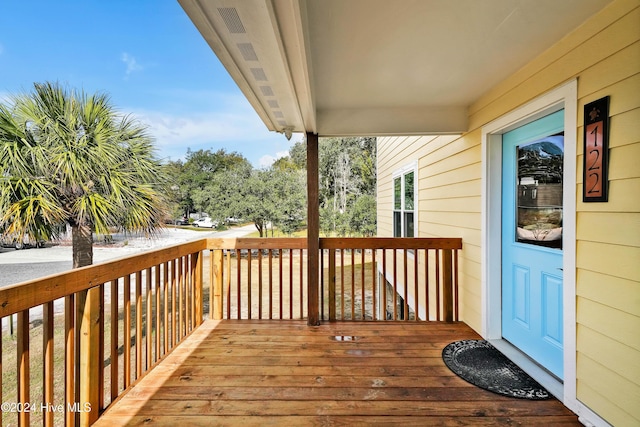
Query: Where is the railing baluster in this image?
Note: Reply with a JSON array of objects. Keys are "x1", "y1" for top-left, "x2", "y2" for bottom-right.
[
  {"x1": 258, "y1": 250, "x2": 263, "y2": 319},
  {"x1": 340, "y1": 249, "x2": 345, "y2": 320},
  {"x1": 110, "y1": 279, "x2": 119, "y2": 402},
  {"x1": 178, "y1": 258, "x2": 184, "y2": 340},
  {"x1": 361, "y1": 249, "x2": 365, "y2": 320},
  {"x1": 443, "y1": 249, "x2": 454, "y2": 322},
  {"x1": 17, "y1": 309, "x2": 30, "y2": 427},
  {"x1": 212, "y1": 250, "x2": 224, "y2": 320},
  {"x1": 403, "y1": 249, "x2": 408, "y2": 321},
  {"x1": 372, "y1": 250, "x2": 377, "y2": 321},
  {"x1": 351, "y1": 249, "x2": 355, "y2": 320},
  {"x1": 247, "y1": 250, "x2": 252, "y2": 319},
  {"x1": 425, "y1": 250, "x2": 430, "y2": 320},
  {"x1": 328, "y1": 249, "x2": 336, "y2": 321},
  {"x1": 414, "y1": 249, "x2": 419, "y2": 321},
  {"x1": 155, "y1": 265, "x2": 161, "y2": 361},
  {"x1": 289, "y1": 249, "x2": 294, "y2": 319},
  {"x1": 268, "y1": 249, "x2": 273, "y2": 320},
  {"x1": 64, "y1": 294, "x2": 75, "y2": 427},
  {"x1": 435, "y1": 249, "x2": 441, "y2": 321},
  {"x1": 146, "y1": 268, "x2": 152, "y2": 371},
  {"x1": 43, "y1": 301, "x2": 54, "y2": 427},
  {"x1": 171, "y1": 259, "x2": 177, "y2": 346},
  {"x1": 194, "y1": 252, "x2": 203, "y2": 327},
  {"x1": 124, "y1": 275, "x2": 131, "y2": 389},
  {"x1": 99, "y1": 283, "x2": 105, "y2": 411},
  {"x1": 392, "y1": 249, "x2": 397, "y2": 321},
  {"x1": 299, "y1": 249, "x2": 304, "y2": 319},
  {"x1": 225, "y1": 250, "x2": 231, "y2": 319},
  {"x1": 278, "y1": 249, "x2": 283, "y2": 319},
  {"x1": 187, "y1": 256, "x2": 192, "y2": 328},
  {"x1": 320, "y1": 249, "x2": 325, "y2": 320},
  {"x1": 382, "y1": 249, "x2": 387, "y2": 321},
  {"x1": 164, "y1": 261, "x2": 169, "y2": 354},
  {"x1": 236, "y1": 249, "x2": 241, "y2": 320},
  {"x1": 135, "y1": 271, "x2": 142, "y2": 378},
  {"x1": 454, "y1": 249, "x2": 459, "y2": 322}
]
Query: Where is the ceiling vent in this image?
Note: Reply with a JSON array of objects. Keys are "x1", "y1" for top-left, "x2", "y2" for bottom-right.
[
  {"x1": 267, "y1": 100, "x2": 279, "y2": 108},
  {"x1": 250, "y1": 68, "x2": 268, "y2": 81},
  {"x1": 217, "y1": 8, "x2": 245, "y2": 34},
  {"x1": 237, "y1": 43, "x2": 258, "y2": 61},
  {"x1": 260, "y1": 86, "x2": 274, "y2": 96}
]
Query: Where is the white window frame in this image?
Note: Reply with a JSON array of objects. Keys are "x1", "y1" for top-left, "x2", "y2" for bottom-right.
[{"x1": 392, "y1": 162, "x2": 418, "y2": 238}]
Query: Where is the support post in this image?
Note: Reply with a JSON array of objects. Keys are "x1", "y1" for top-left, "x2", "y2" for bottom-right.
[{"x1": 306, "y1": 132, "x2": 320, "y2": 326}]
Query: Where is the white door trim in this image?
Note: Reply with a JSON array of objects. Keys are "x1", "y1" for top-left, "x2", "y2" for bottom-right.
[{"x1": 480, "y1": 80, "x2": 578, "y2": 409}]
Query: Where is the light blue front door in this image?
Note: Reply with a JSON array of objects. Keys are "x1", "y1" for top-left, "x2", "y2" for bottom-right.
[{"x1": 502, "y1": 110, "x2": 564, "y2": 379}]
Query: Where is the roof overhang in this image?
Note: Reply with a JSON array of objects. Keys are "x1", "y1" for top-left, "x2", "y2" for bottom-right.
[{"x1": 179, "y1": 0, "x2": 612, "y2": 137}]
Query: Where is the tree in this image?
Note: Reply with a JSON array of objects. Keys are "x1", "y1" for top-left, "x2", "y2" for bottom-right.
[
  {"x1": 172, "y1": 148, "x2": 250, "y2": 217},
  {"x1": 0, "y1": 82, "x2": 167, "y2": 268},
  {"x1": 349, "y1": 194, "x2": 377, "y2": 236},
  {"x1": 313, "y1": 136, "x2": 377, "y2": 236},
  {"x1": 270, "y1": 168, "x2": 306, "y2": 235},
  {"x1": 194, "y1": 164, "x2": 306, "y2": 237}
]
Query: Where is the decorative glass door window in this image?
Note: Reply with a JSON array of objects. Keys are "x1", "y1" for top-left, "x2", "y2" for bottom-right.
[
  {"x1": 393, "y1": 170, "x2": 415, "y2": 237},
  {"x1": 515, "y1": 133, "x2": 564, "y2": 249}
]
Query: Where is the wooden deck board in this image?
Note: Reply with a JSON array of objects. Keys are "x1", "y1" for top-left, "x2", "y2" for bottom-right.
[{"x1": 95, "y1": 320, "x2": 580, "y2": 426}]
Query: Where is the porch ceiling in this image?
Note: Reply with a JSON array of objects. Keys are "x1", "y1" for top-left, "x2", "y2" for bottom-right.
[{"x1": 178, "y1": 0, "x2": 611, "y2": 137}]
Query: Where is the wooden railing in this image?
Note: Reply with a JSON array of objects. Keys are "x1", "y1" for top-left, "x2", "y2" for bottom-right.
[
  {"x1": 0, "y1": 236, "x2": 461, "y2": 426},
  {"x1": 207, "y1": 238, "x2": 307, "y2": 320},
  {"x1": 320, "y1": 238, "x2": 462, "y2": 322},
  {"x1": 0, "y1": 240, "x2": 207, "y2": 427}
]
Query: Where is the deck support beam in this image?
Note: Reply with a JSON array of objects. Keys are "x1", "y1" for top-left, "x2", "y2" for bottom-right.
[{"x1": 306, "y1": 132, "x2": 320, "y2": 326}]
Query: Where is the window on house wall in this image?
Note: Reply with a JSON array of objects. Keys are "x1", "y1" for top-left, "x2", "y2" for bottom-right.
[{"x1": 393, "y1": 167, "x2": 416, "y2": 237}]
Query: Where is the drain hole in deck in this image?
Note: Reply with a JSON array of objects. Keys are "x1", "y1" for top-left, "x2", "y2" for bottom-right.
[{"x1": 332, "y1": 336, "x2": 361, "y2": 341}]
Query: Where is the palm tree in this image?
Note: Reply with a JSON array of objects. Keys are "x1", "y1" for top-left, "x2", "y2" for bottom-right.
[{"x1": 0, "y1": 81, "x2": 167, "y2": 268}]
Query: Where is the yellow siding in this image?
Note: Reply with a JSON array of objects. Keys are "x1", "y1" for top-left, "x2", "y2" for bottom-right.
[
  {"x1": 378, "y1": 0, "x2": 639, "y2": 424},
  {"x1": 577, "y1": 211, "x2": 640, "y2": 247},
  {"x1": 577, "y1": 269, "x2": 639, "y2": 316},
  {"x1": 577, "y1": 353, "x2": 640, "y2": 426},
  {"x1": 578, "y1": 325, "x2": 640, "y2": 385}
]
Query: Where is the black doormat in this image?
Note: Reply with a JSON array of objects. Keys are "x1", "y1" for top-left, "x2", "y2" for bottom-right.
[{"x1": 442, "y1": 340, "x2": 551, "y2": 400}]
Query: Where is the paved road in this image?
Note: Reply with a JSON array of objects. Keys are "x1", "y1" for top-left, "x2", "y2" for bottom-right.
[{"x1": 0, "y1": 225, "x2": 255, "y2": 288}]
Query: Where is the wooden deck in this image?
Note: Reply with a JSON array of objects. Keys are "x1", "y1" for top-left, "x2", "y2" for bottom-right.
[{"x1": 95, "y1": 320, "x2": 580, "y2": 426}]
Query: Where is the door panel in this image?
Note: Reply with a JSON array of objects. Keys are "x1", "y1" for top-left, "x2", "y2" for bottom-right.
[
  {"x1": 502, "y1": 110, "x2": 564, "y2": 379},
  {"x1": 542, "y1": 274, "x2": 563, "y2": 346}
]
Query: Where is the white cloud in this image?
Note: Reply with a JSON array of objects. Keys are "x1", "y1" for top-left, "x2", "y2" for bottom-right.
[
  {"x1": 130, "y1": 107, "x2": 289, "y2": 165},
  {"x1": 258, "y1": 151, "x2": 290, "y2": 168},
  {"x1": 121, "y1": 52, "x2": 143, "y2": 77},
  {"x1": 123, "y1": 91, "x2": 298, "y2": 165}
]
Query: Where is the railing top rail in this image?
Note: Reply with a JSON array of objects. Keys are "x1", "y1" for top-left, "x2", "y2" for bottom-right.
[
  {"x1": 205, "y1": 237, "x2": 463, "y2": 251},
  {"x1": 0, "y1": 238, "x2": 208, "y2": 318},
  {"x1": 319, "y1": 237, "x2": 463, "y2": 250},
  {"x1": 207, "y1": 237, "x2": 307, "y2": 250}
]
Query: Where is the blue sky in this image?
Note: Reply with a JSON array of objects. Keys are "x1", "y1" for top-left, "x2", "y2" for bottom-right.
[{"x1": 0, "y1": 1, "x2": 298, "y2": 167}]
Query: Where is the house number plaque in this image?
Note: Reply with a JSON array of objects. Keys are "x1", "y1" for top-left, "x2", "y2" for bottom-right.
[{"x1": 583, "y1": 96, "x2": 609, "y2": 202}]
